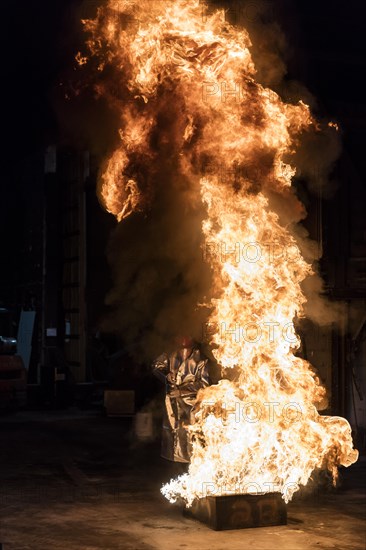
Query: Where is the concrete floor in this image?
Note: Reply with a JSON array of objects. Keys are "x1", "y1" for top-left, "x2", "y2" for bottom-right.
[{"x1": 0, "y1": 410, "x2": 365, "y2": 550}]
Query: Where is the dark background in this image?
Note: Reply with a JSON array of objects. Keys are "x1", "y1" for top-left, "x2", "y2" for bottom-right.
[
  {"x1": 1, "y1": 0, "x2": 365, "y2": 290},
  {"x1": 0, "y1": 0, "x2": 365, "y2": 419}
]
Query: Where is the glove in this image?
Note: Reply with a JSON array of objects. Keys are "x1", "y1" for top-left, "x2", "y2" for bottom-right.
[
  {"x1": 168, "y1": 388, "x2": 181, "y2": 398},
  {"x1": 166, "y1": 372, "x2": 176, "y2": 385}
]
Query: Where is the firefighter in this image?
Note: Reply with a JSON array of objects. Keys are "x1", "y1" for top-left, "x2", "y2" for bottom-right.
[{"x1": 152, "y1": 336, "x2": 210, "y2": 463}]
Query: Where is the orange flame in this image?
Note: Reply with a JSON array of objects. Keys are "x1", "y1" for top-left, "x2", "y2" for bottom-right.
[{"x1": 82, "y1": 0, "x2": 358, "y2": 505}]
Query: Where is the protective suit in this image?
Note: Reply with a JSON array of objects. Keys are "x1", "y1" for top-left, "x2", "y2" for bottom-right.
[{"x1": 153, "y1": 343, "x2": 210, "y2": 463}]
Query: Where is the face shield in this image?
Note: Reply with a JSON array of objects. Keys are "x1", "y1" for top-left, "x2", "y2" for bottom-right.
[
  {"x1": 180, "y1": 347, "x2": 192, "y2": 360},
  {"x1": 175, "y1": 336, "x2": 194, "y2": 358}
]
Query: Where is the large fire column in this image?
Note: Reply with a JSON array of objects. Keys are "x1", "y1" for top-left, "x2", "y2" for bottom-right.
[{"x1": 79, "y1": 0, "x2": 358, "y2": 523}]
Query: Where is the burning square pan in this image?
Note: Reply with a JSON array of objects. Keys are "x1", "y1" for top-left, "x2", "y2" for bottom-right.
[{"x1": 184, "y1": 493, "x2": 287, "y2": 531}]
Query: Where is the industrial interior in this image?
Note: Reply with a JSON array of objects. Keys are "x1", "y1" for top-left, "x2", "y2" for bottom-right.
[{"x1": 1, "y1": 0, "x2": 365, "y2": 549}]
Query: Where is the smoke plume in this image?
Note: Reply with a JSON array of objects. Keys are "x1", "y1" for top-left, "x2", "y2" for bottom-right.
[{"x1": 79, "y1": 0, "x2": 342, "y2": 363}]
